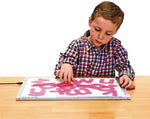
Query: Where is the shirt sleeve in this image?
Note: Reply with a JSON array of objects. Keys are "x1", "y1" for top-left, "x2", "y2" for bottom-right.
[
  {"x1": 54, "y1": 40, "x2": 78, "y2": 75},
  {"x1": 114, "y1": 40, "x2": 135, "y2": 80}
]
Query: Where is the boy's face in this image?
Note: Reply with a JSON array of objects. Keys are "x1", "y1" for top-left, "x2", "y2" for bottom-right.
[{"x1": 88, "y1": 17, "x2": 118, "y2": 49}]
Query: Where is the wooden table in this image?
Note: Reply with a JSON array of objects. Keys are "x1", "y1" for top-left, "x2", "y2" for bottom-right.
[{"x1": 0, "y1": 76, "x2": 150, "y2": 119}]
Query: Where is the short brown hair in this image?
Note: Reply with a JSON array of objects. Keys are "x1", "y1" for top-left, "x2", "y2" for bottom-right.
[{"x1": 91, "y1": 1, "x2": 124, "y2": 29}]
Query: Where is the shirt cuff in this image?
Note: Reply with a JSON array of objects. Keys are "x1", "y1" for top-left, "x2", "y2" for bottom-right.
[{"x1": 119, "y1": 70, "x2": 134, "y2": 80}]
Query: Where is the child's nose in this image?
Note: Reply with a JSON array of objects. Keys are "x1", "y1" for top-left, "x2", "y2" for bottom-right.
[{"x1": 98, "y1": 32, "x2": 105, "y2": 40}]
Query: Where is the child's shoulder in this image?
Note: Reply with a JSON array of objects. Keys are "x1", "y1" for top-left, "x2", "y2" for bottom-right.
[
  {"x1": 68, "y1": 36, "x2": 89, "y2": 47},
  {"x1": 110, "y1": 37, "x2": 127, "y2": 53},
  {"x1": 108, "y1": 37, "x2": 124, "y2": 49},
  {"x1": 110, "y1": 37, "x2": 121, "y2": 45}
]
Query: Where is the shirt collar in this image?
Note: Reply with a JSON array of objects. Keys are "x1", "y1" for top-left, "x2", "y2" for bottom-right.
[
  {"x1": 83, "y1": 30, "x2": 106, "y2": 51},
  {"x1": 83, "y1": 30, "x2": 96, "y2": 51}
]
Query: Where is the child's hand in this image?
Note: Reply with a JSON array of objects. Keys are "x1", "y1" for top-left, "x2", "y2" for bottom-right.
[
  {"x1": 119, "y1": 75, "x2": 135, "y2": 89},
  {"x1": 55, "y1": 63, "x2": 74, "y2": 83}
]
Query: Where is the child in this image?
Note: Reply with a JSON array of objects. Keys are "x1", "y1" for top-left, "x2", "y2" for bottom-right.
[{"x1": 54, "y1": 1, "x2": 135, "y2": 89}]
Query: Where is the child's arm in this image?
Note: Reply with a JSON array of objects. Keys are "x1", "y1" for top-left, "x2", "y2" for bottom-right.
[
  {"x1": 54, "y1": 40, "x2": 78, "y2": 82},
  {"x1": 114, "y1": 40, "x2": 135, "y2": 89}
]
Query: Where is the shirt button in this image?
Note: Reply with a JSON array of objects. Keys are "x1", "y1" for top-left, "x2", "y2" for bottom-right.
[{"x1": 92, "y1": 70, "x2": 95, "y2": 75}]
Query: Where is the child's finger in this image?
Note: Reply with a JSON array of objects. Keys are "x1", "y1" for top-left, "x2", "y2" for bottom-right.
[
  {"x1": 68, "y1": 72, "x2": 74, "y2": 83},
  {"x1": 119, "y1": 78, "x2": 124, "y2": 85},
  {"x1": 59, "y1": 71, "x2": 64, "y2": 81},
  {"x1": 121, "y1": 79, "x2": 129, "y2": 88},
  {"x1": 67, "y1": 72, "x2": 72, "y2": 83},
  {"x1": 56, "y1": 70, "x2": 60, "y2": 77},
  {"x1": 125, "y1": 81, "x2": 132, "y2": 89},
  {"x1": 63, "y1": 72, "x2": 68, "y2": 83},
  {"x1": 125, "y1": 80, "x2": 135, "y2": 89},
  {"x1": 71, "y1": 76, "x2": 74, "y2": 82}
]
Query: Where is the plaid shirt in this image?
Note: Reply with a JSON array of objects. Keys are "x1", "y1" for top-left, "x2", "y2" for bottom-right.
[{"x1": 54, "y1": 31, "x2": 135, "y2": 80}]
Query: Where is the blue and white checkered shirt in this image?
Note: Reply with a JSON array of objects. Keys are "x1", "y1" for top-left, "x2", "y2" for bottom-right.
[{"x1": 54, "y1": 30, "x2": 135, "y2": 80}]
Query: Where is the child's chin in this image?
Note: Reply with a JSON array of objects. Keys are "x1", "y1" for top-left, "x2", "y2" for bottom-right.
[{"x1": 95, "y1": 44, "x2": 102, "y2": 47}]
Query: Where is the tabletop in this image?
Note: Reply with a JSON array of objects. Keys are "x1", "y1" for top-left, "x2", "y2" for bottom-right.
[{"x1": 0, "y1": 76, "x2": 150, "y2": 119}]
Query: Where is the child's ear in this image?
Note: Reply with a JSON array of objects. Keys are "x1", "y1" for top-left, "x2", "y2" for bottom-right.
[
  {"x1": 113, "y1": 28, "x2": 118, "y2": 35},
  {"x1": 88, "y1": 17, "x2": 92, "y2": 27}
]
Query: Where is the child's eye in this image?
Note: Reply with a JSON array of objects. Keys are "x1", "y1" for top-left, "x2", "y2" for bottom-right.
[
  {"x1": 95, "y1": 28, "x2": 100, "y2": 31},
  {"x1": 106, "y1": 33, "x2": 111, "y2": 36}
]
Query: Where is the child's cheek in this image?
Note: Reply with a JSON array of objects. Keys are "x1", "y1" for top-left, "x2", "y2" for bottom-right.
[
  {"x1": 91, "y1": 32, "x2": 97, "y2": 40},
  {"x1": 90, "y1": 28, "x2": 95, "y2": 34},
  {"x1": 90, "y1": 34, "x2": 95, "y2": 41}
]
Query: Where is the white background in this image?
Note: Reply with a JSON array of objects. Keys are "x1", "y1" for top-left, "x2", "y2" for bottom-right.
[{"x1": 0, "y1": 0, "x2": 150, "y2": 77}]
